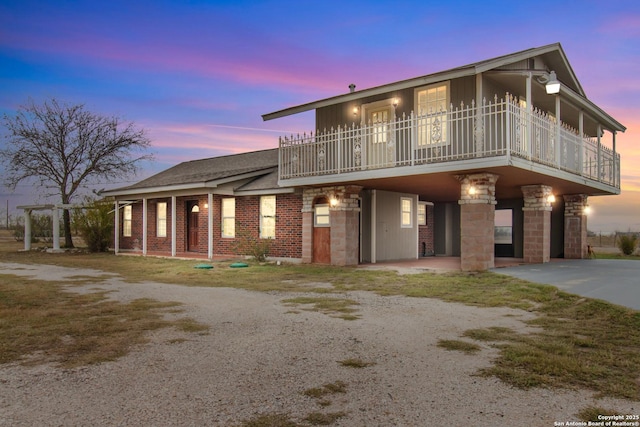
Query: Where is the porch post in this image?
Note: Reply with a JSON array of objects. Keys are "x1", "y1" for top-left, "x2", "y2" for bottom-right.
[
  {"x1": 521, "y1": 185, "x2": 553, "y2": 263},
  {"x1": 23, "y1": 209, "x2": 32, "y2": 251},
  {"x1": 114, "y1": 201, "x2": 120, "y2": 255},
  {"x1": 142, "y1": 198, "x2": 148, "y2": 256},
  {"x1": 171, "y1": 196, "x2": 177, "y2": 257},
  {"x1": 563, "y1": 194, "x2": 589, "y2": 259},
  {"x1": 208, "y1": 193, "x2": 213, "y2": 259},
  {"x1": 457, "y1": 172, "x2": 499, "y2": 271}
]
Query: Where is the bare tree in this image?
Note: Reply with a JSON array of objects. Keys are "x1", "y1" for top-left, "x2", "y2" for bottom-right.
[{"x1": 1, "y1": 99, "x2": 153, "y2": 248}]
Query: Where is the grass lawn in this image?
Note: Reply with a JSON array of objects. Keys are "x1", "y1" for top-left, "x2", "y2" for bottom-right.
[{"x1": 1, "y1": 235, "x2": 639, "y2": 401}]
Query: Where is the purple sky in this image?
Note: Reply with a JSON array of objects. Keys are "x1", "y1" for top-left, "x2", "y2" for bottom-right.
[{"x1": 1, "y1": 0, "x2": 639, "y2": 232}]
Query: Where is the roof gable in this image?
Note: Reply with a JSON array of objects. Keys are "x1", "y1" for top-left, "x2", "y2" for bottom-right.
[{"x1": 262, "y1": 43, "x2": 583, "y2": 121}]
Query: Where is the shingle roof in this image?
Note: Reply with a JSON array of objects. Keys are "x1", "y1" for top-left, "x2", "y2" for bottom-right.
[{"x1": 104, "y1": 148, "x2": 280, "y2": 195}]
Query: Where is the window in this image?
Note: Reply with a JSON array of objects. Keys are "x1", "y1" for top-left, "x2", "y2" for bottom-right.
[
  {"x1": 222, "y1": 198, "x2": 235, "y2": 238},
  {"x1": 260, "y1": 195, "x2": 276, "y2": 239},
  {"x1": 370, "y1": 107, "x2": 390, "y2": 144},
  {"x1": 157, "y1": 202, "x2": 167, "y2": 237},
  {"x1": 314, "y1": 204, "x2": 330, "y2": 227},
  {"x1": 494, "y1": 209, "x2": 513, "y2": 244},
  {"x1": 417, "y1": 203, "x2": 427, "y2": 226},
  {"x1": 123, "y1": 205, "x2": 132, "y2": 237},
  {"x1": 401, "y1": 198, "x2": 412, "y2": 228},
  {"x1": 415, "y1": 83, "x2": 449, "y2": 146}
]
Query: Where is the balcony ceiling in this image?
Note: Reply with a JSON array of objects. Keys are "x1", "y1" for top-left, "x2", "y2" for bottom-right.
[{"x1": 295, "y1": 163, "x2": 618, "y2": 203}]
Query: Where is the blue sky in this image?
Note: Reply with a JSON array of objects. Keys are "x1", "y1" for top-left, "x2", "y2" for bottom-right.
[{"x1": 1, "y1": 0, "x2": 639, "y2": 232}]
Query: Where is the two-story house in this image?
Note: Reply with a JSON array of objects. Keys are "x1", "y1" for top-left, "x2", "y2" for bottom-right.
[{"x1": 104, "y1": 43, "x2": 624, "y2": 271}]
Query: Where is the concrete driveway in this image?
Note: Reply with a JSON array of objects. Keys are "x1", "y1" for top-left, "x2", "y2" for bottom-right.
[{"x1": 493, "y1": 259, "x2": 640, "y2": 311}]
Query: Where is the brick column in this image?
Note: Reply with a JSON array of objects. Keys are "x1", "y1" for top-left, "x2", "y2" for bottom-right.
[
  {"x1": 457, "y1": 173, "x2": 498, "y2": 271},
  {"x1": 564, "y1": 194, "x2": 588, "y2": 259},
  {"x1": 301, "y1": 211, "x2": 313, "y2": 263},
  {"x1": 301, "y1": 185, "x2": 362, "y2": 266},
  {"x1": 330, "y1": 185, "x2": 362, "y2": 266},
  {"x1": 522, "y1": 185, "x2": 553, "y2": 263}
]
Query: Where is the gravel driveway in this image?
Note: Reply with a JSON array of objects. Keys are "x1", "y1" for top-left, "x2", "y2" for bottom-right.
[{"x1": 0, "y1": 262, "x2": 636, "y2": 426}]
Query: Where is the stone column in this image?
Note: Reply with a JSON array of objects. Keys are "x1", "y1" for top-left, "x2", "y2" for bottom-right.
[
  {"x1": 564, "y1": 194, "x2": 588, "y2": 259},
  {"x1": 522, "y1": 185, "x2": 553, "y2": 263},
  {"x1": 301, "y1": 185, "x2": 361, "y2": 266},
  {"x1": 457, "y1": 173, "x2": 499, "y2": 271},
  {"x1": 301, "y1": 210, "x2": 313, "y2": 263},
  {"x1": 330, "y1": 185, "x2": 362, "y2": 266}
]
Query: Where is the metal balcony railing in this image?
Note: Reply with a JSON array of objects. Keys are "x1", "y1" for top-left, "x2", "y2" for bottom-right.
[{"x1": 278, "y1": 94, "x2": 620, "y2": 189}]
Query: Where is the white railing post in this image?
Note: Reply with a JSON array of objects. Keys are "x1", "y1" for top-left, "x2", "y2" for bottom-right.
[
  {"x1": 505, "y1": 95, "x2": 511, "y2": 163},
  {"x1": 579, "y1": 112, "x2": 584, "y2": 176},
  {"x1": 410, "y1": 111, "x2": 415, "y2": 166},
  {"x1": 597, "y1": 125, "x2": 602, "y2": 182},
  {"x1": 555, "y1": 95, "x2": 561, "y2": 168},
  {"x1": 337, "y1": 125, "x2": 342, "y2": 174}
]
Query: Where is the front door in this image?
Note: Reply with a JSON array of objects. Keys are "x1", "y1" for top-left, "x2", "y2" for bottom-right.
[
  {"x1": 187, "y1": 202, "x2": 199, "y2": 252},
  {"x1": 364, "y1": 100, "x2": 395, "y2": 169}
]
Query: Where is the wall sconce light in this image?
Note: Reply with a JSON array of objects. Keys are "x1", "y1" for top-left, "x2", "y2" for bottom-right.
[
  {"x1": 352, "y1": 106, "x2": 359, "y2": 116},
  {"x1": 547, "y1": 194, "x2": 556, "y2": 203},
  {"x1": 545, "y1": 71, "x2": 560, "y2": 94},
  {"x1": 583, "y1": 205, "x2": 591, "y2": 215},
  {"x1": 329, "y1": 197, "x2": 339, "y2": 207},
  {"x1": 392, "y1": 98, "x2": 399, "y2": 109},
  {"x1": 468, "y1": 185, "x2": 477, "y2": 196},
  {"x1": 204, "y1": 203, "x2": 208, "y2": 209}
]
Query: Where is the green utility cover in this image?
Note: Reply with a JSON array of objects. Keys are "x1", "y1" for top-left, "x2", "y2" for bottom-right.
[
  {"x1": 194, "y1": 264, "x2": 214, "y2": 269},
  {"x1": 229, "y1": 262, "x2": 249, "y2": 268}
]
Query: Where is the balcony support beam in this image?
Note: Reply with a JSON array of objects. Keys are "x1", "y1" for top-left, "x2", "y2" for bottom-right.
[
  {"x1": 564, "y1": 194, "x2": 589, "y2": 259},
  {"x1": 522, "y1": 185, "x2": 553, "y2": 264},
  {"x1": 457, "y1": 172, "x2": 499, "y2": 271}
]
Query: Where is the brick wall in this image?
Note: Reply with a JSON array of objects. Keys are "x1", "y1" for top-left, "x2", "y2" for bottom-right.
[
  {"x1": 214, "y1": 193, "x2": 302, "y2": 259},
  {"x1": 418, "y1": 204, "x2": 434, "y2": 256},
  {"x1": 118, "y1": 193, "x2": 303, "y2": 259}
]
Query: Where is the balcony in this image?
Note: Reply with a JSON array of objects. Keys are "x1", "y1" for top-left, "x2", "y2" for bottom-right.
[{"x1": 278, "y1": 94, "x2": 620, "y2": 190}]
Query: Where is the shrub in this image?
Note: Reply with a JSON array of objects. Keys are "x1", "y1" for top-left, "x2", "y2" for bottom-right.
[
  {"x1": 232, "y1": 227, "x2": 272, "y2": 262},
  {"x1": 617, "y1": 233, "x2": 638, "y2": 256},
  {"x1": 73, "y1": 199, "x2": 113, "y2": 252}
]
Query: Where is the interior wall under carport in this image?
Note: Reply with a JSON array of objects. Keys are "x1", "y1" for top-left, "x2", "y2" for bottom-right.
[
  {"x1": 433, "y1": 197, "x2": 564, "y2": 259},
  {"x1": 433, "y1": 202, "x2": 461, "y2": 256},
  {"x1": 550, "y1": 197, "x2": 565, "y2": 258}
]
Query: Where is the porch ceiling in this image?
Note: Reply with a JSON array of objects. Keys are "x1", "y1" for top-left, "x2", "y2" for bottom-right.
[{"x1": 295, "y1": 163, "x2": 618, "y2": 202}]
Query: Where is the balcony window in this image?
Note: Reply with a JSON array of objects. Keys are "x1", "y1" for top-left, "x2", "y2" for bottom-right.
[{"x1": 415, "y1": 83, "x2": 449, "y2": 146}]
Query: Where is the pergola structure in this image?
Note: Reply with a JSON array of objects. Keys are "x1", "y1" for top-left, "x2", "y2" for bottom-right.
[{"x1": 16, "y1": 204, "x2": 74, "y2": 252}]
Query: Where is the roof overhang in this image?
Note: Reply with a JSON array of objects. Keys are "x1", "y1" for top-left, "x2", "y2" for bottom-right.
[{"x1": 101, "y1": 167, "x2": 279, "y2": 198}]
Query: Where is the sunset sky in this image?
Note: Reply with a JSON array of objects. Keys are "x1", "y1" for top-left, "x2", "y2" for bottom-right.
[{"x1": 1, "y1": 0, "x2": 638, "y2": 233}]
